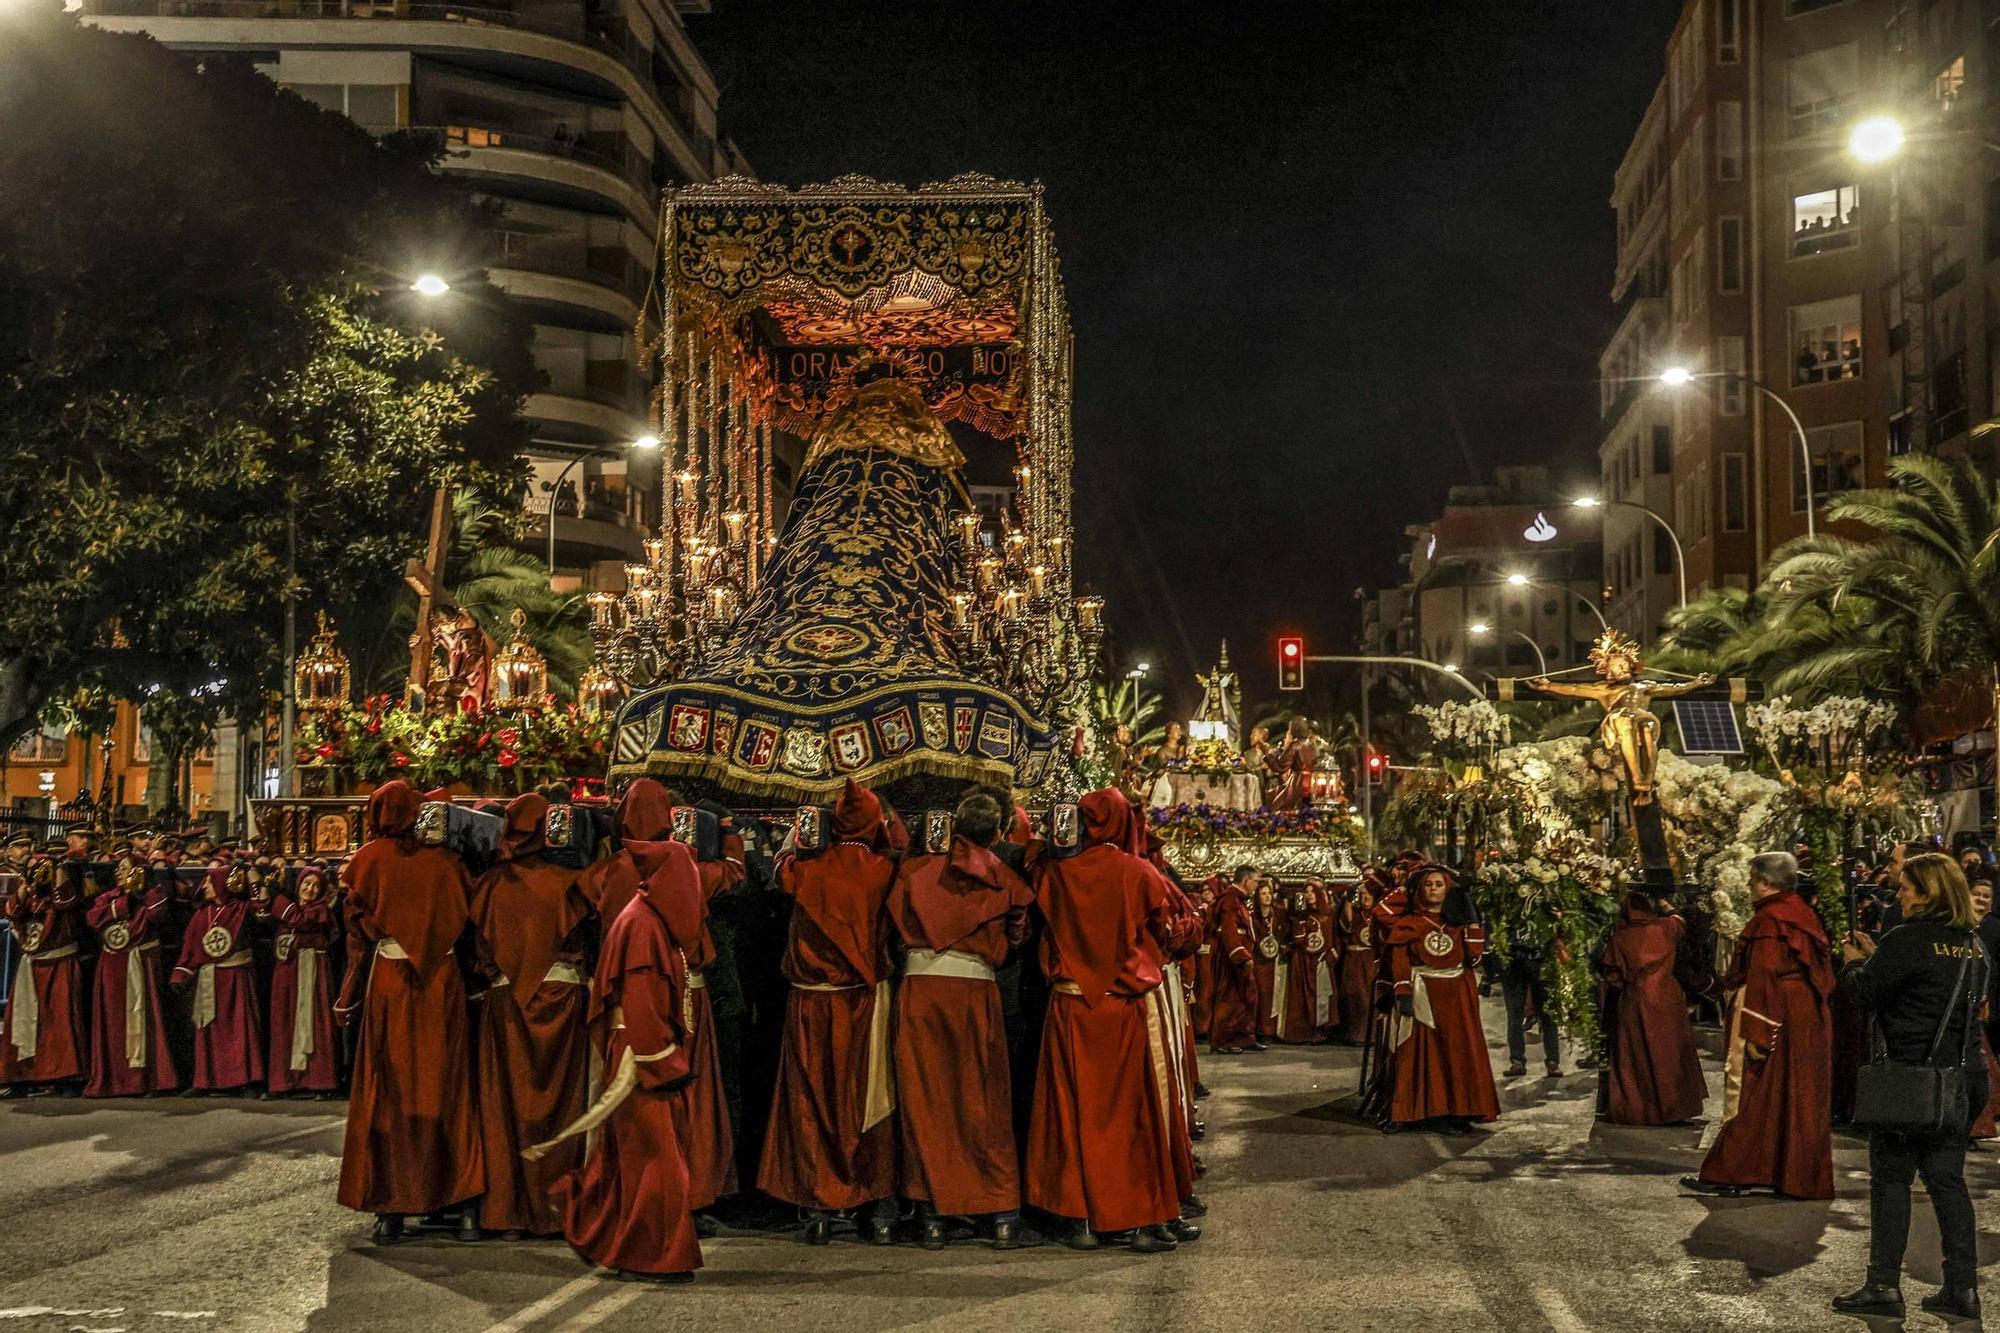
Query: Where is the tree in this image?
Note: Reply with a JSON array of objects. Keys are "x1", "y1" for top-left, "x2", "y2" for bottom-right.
[
  {"x1": 1760, "y1": 455, "x2": 2000, "y2": 720},
  {"x1": 0, "y1": 10, "x2": 536, "y2": 748}
]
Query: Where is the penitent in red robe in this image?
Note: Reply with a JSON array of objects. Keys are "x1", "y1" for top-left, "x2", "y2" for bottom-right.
[
  {"x1": 1250, "y1": 904, "x2": 1282, "y2": 1040},
  {"x1": 1383, "y1": 908, "x2": 1499, "y2": 1125},
  {"x1": 472, "y1": 794, "x2": 598, "y2": 1236},
  {"x1": 1598, "y1": 902, "x2": 1705, "y2": 1126},
  {"x1": 336, "y1": 781, "x2": 485, "y2": 1216},
  {"x1": 1697, "y1": 890, "x2": 1835, "y2": 1199},
  {"x1": 1334, "y1": 884, "x2": 1378, "y2": 1044},
  {"x1": 171, "y1": 884, "x2": 266, "y2": 1090},
  {"x1": 758, "y1": 780, "x2": 899, "y2": 1213},
  {"x1": 1207, "y1": 883, "x2": 1259, "y2": 1052},
  {"x1": 1, "y1": 869, "x2": 88, "y2": 1086},
  {"x1": 649, "y1": 826, "x2": 743, "y2": 1211},
  {"x1": 1279, "y1": 889, "x2": 1339, "y2": 1044},
  {"x1": 554, "y1": 844, "x2": 703, "y2": 1278},
  {"x1": 579, "y1": 780, "x2": 676, "y2": 929},
  {"x1": 888, "y1": 834, "x2": 1033, "y2": 1217},
  {"x1": 261, "y1": 881, "x2": 341, "y2": 1094},
  {"x1": 1023, "y1": 789, "x2": 1182, "y2": 1234},
  {"x1": 84, "y1": 883, "x2": 179, "y2": 1096}
]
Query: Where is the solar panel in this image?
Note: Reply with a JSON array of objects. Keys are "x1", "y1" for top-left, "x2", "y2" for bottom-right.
[{"x1": 1673, "y1": 699, "x2": 1744, "y2": 755}]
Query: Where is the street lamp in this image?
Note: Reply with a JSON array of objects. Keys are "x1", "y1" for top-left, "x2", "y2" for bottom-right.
[
  {"x1": 1572, "y1": 496, "x2": 1687, "y2": 608},
  {"x1": 410, "y1": 274, "x2": 451, "y2": 297},
  {"x1": 1504, "y1": 571, "x2": 1610, "y2": 632},
  {"x1": 1467, "y1": 620, "x2": 1548, "y2": 675},
  {"x1": 1124, "y1": 661, "x2": 1151, "y2": 725},
  {"x1": 546, "y1": 435, "x2": 662, "y2": 578},
  {"x1": 1848, "y1": 115, "x2": 1906, "y2": 164},
  {"x1": 1659, "y1": 365, "x2": 1814, "y2": 538}
]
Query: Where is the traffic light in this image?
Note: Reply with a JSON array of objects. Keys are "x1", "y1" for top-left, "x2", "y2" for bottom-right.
[
  {"x1": 1277, "y1": 635, "x2": 1304, "y2": 690},
  {"x1": 1365, "y1": 750, "x2": 1387, "y2": 784}
]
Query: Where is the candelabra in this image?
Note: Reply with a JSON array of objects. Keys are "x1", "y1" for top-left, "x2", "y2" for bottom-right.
[{"x1": 947, "y1": 496, "x2": 1103, "y2": 728}]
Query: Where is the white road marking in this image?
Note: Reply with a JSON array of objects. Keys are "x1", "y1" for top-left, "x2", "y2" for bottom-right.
[
  {"x1": 0, "y1": 1312, "x2": 124, "y2": 1321},
  {"x1": 150, "y1": 1315, "x2": 217, "y2": 1322},
  {"x1": 475, "y1": 1275, "x2": 603, "y2": 1333},
  {"x1": 1532, "y1": 1286, "x2": 1589, "y2": 1333},
  {"x1": 548, "y1": 1285, "x2": 647, "y2": 1332}
]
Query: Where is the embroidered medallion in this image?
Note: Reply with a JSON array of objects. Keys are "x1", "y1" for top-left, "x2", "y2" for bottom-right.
[
  {"x1": 781, "y1": 726, "x2": 830, "y2": 777},
  {"x1": 919, "y1": 702, "x2": 950, "y2": 751},
  {"x1": 202, "y1": 925, "x2": 233, "y2": 959},
  {"x1": 275, "y1": 933, "x2": 295, "y2": 963},
  {"x1": 102, "y1": 922, "x2": 130, "y2": 952},
  {"x1": 19, "y1": 923, "x2": 43, "y2": 953},
  {"x1": 668, "y1": 704, "x2": 711, "y2": 752},
  {"x1": 1423, "y1": 929, "x2": 1453, "y2": 959},
  {"x1": 737, "y1": 720, "x2": 781, "y2": 772},
  {"x1": 1259, "y1": 934, "x2": 1280, "y2": 959},
  {"x1": 1307, "y1": 930, "x2": 1326, "y2": 953},
  {"x1": 873, "y1": 706, "x2": 915, "y2": 756},
  {"x1": 830, "y1": 721, "x2": 871, "y2": 772}
]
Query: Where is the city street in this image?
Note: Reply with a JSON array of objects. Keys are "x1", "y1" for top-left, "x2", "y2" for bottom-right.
[{"x1": 0, "y1": 999, "x2": 1969, "y2": 1333}]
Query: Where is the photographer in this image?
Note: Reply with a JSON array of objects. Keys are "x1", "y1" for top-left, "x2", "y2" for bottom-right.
[{"x1": 1831, "y1": 852, "x2": 1988, "y2": 1322}]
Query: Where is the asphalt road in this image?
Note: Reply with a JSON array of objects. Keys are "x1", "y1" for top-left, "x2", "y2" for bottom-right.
[{"x1": 0, "y1": 999, "x2": 1984, "y2": 1333}]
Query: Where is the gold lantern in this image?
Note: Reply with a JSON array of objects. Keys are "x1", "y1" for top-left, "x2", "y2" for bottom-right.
[
  {"x1": 296, "y1": 611, "x2": 351, "y2": 713},
  {"x1": 577, "y1": 663, "x2": 626, "y2": 716},
  {"x1": 492, "y1": 609, "x2": 549, "y2": 710}
]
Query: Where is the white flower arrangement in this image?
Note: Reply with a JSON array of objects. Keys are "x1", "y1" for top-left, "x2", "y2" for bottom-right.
[{"x1": 1412, "y1": 699, "x2": 1510, "y2": 752}]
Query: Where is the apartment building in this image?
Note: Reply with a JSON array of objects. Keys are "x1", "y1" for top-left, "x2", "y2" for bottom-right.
[
  {"x1": 83, "y1": 0, "x2": 752, "y2": 590},
  {"x1": 1602, "y1": 0, "x2": 1999, "y2": 634}
]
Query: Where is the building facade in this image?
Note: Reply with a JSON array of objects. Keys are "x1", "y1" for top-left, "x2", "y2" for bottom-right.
[
  {"x1": 1363, "y1": 467, "x2": 1606, "y2": 685},
  {"x1": 1603, "y1": 0, "x2": 1999, "y2": 638},
  {"x1": 83, "y1": 0, "x2": 752, "y2": 591}
]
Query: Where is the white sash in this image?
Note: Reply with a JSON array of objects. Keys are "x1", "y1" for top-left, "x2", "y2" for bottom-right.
[
  {"x1": 290, "y1": 947, "x2": 321, "y2": 1071},
  {"x1": 9, "y1": 943, "x2": 79, "y2": 1060},
  {"x1": 126, "y1": 943, "x2": 158, "y2": 1068},
  {"x1": 903, "y1": 947, "x2": 997, "y2": 982},
  {"x1": 194, "y1": 952, "x2": 252, "y2": 1029}
]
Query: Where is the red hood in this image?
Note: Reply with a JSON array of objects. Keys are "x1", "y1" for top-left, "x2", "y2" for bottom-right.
[
  {"x1": 367, "y1": 781, "x2": 422, "y2": 839},
  {"x1": 833, "y1": 779, "x2": 888, "y2": 848},
  {"x1": 500, "y1": 793, "x2": 548, "y2": 861},
  {"x1": 617, "y1": 778, "x2": 675, "y2": 843},
  {"x1": 640, "y1": 839, "x2": 704, "y2": 950}
]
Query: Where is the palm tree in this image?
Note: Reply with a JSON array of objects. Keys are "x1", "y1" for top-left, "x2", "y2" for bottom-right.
[
  {"x1": 1760, "y1": 454, "x2": 2000, "y2": 719},
  {"x1": 346, "y1": 490, "x2": 592, "y2": 699},
  {"x1": 1089, "y1": 675, "x2": 1166, "y2": 747}
]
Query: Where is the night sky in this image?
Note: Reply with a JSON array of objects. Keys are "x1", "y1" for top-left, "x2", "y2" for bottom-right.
[{"x1": 690, "y1": 1, "x2": 1683, "y2": 711}]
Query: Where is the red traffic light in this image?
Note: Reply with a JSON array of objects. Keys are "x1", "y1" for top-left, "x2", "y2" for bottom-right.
[{"x1": 1277, "y1": 636, "x2": 1305, "y2": 690}]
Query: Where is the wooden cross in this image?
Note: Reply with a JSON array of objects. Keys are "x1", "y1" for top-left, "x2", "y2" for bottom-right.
[{"x1": 403, "y1": 485, "x2": 453, "y2": 709}]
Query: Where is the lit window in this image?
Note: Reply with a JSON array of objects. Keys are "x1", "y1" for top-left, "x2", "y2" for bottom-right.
[
  {"x1": 1935, "y1": 55, "x2": 1965, "y2": 108},
  {"x1": 1789, "y1": 295, "x2": 1863, "y2": 385},
  {"x1": 1792, "y1": 185, "x2": 1861, "y2": 256},
  {"x1": 1794, "y1": 422, "x2": 1864, "y2": 510}
]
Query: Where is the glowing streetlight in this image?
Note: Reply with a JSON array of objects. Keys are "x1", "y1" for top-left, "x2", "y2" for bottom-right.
[
  {"x1": 632, "y1": 434, "x2": 662, "y2": 451},
  {"x1": 410, "y1": 273, "x2": 451, "y2": 297},
  {"x1": 1468, "y1": 620, "x2": 1547, "y2": 675},
  {"x1": 1570, "y1": 496, "x2": 1687, "y2": 608},
  {"x1": 1502, "y1": 572, "x2": 1610, "y2": 631},
  {"x1": 1658, "y1": 364, "x2": 1814, "y2": 537},
  {"x1": 1848, "y1": 115, "x2": 1906, "y2": 164},
  {"x1": 1467, "y1": 620, "x2": 1492, "y2": 635}
]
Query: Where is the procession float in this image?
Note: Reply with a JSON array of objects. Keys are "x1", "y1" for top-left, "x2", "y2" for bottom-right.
[{"x1": 257, "y1": 174, "x2": 1101, "y2": 852}]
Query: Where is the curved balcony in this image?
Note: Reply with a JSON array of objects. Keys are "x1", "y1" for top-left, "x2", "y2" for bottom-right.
[
  {"x1": 398, "y1": 125, "x2": 654, "y2": 225},
  {"x1": 82, "y1": 0, "x2": 711, "y2": 182},
  {"x1": 526, "y1": 390, "x2": 650, "y2": 444}
]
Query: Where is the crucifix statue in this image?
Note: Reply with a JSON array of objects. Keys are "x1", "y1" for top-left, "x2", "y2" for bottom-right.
[
  {"x1": 1523, "y1": 630, "x2": 1713, "y2": 808},
  {"x1": 403, "y1": 486, "x2": 454, "y2": 711}
]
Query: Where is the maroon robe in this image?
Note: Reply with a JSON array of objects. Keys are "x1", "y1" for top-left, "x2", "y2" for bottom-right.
[
  {"x1": 84, "y1": 883, "x2": 178, "y2": 1096},
  {"x1": 1384, "y1": 909, "x2": 1499, "y2": 1124},
  {"x1": 1024, "y1": 790, "x2": 1182, "y2": 1233},
  {"x1": 0, "y1": 868, "x2": 87, "y2": 1085},
  {"x1": 1279, "y1": 889, "x2": 1339, "y2": 1043},
  {"x1": 1207, "y1": 883, "x2": 1258, "y2": 1051},
  {"x1": 1334, "y1": 884, "x2": 1377, "y2": 1044},
  {"x1": 1598, "y1": 902, "x2": 1705, "y2": 1125},
  {"x1": 170, "y1": 884, "x2": 266, "y2": 1090},
  {"x1": 553, "y1": 845, "x2": 703, "y2": 1277},
  {"x1": 336, "y1": 781, "x2": 485, "y2": 1216},
  {"x1": 1697, "y1": 890, "x2": 1835, "y2": 1199},
  {"x1": 1971, "y1": 1035, "x2": 2000, "y2": 1140},
  {"x1": 648, "y1": 830, "x2": 742, "y2": 1211},
  {"x1": 888, "y1": 835, "x2": 1033, "y2": 1217},
  {"x1": 1250, "y1": 902, "x2": 1281, "y2": 1040},
  {"x1": 758, "y1": 780, "x2": 898, "y2": 1212},
  {"x1": 1263, "y1": 738, "x2": 1318, "y2": 811},
  {"x1": 472, "y1": 794, "x2": 597, "y2": 1235},
  {"x1": 260, "y1": 877, "x2": 340, "y2": 1094},
  {"x1": 1191, "y1": 882, "x2": 1220, "y2": 1034}
]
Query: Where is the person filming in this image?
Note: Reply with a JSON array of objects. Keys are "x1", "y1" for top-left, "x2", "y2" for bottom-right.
[{"x1": 1831, "y1": 852, "x2": 1990, "y2": 1322}]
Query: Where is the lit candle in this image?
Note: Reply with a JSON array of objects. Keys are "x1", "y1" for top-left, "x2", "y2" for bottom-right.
[
  {"x1": 675, "y1": 469, "x2": 700, "y2": 501},
  {"x1": 723, "y1": 509, "x2": 748, "y2": 545},
  {"x1": 951, "y1": 592, "x2": 972, "y2": 627},
  {"x1": 708, "y1": 585, "x2": 731, "y2": 619},
  {"x1": 977, "y1": 555, "x2": 1002, "y2": 591},
  {"x1": 1075, "y1": 595, "x2": 1103, "y2": 630},
  {"x1": 1028, "y1": 563, "x2": 1048, "y2": 598}
]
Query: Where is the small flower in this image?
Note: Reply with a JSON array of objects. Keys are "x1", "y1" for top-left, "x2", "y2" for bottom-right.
[{"x1": 498, "y1": 748, "x2": 519, "y2": 768}]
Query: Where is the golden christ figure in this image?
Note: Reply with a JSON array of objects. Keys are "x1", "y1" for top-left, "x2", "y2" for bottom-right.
[{"x1": 1523, "y1": 630, "x2": 1713, "y2": 807}]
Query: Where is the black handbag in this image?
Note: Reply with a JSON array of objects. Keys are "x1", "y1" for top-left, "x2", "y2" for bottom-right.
[{"x1": 1852, "y1": 945, "x2": 1976, "y2": 1135}]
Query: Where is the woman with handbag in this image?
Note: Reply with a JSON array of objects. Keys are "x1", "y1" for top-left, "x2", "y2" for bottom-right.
[{"x1": 1831, "y1": 852, "x2": 1990, "y2": 1322}]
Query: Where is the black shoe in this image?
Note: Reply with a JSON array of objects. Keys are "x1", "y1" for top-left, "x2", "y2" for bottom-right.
[
  {"x1": 179, "y1": 1087, "x2": 207, "y2": 1099},
  {"x1": 370, "y1": 1214, "x2": 405, "y2": 1246},
  {"x1": 992, "y1": 1217, "x2": 1020, "y2": 1250},
  {"x1": 615, "y1": 1269, "x2": 696, "y2": 1284},
  {"x1": 802, "y1": 1216, "x2": 832, "y2": 1246},
  {"x1": 919, "y1": 1217, "x2": 946, "y2": 1251},
  {"x1": 1168, "y1": 1218, "x2": 1201, "y2": 1243},
  {"x1": 1831, "y1": 1282, "x2": 1904, "y2": 1318},
  {"x1": 1129, "y1": 1226, "x2": 1178, "y2": 1254},
  {"x1": 455, "y1": 1209, "x2": 481, "y2": 1243},
  {"x1": 1190, "y1": 1119, "x2": 1205, "y2": 1141},
  {"x1": 1249, "y1": 1041, "x2": 1269, "y2": 1052},
  {"x1": 865, "y1": 1215, "x2": 896, "y2": 1246},
  {"x1": 693, "y1": 1213, "x2": 718, "y2": 1238},
  {"x1": 1503, "y1": 1061, "x2": 1528, "y2": 1078},
  {"x1": 1179, "y1": 1194, "x2": 1207, "y2": 1218},
  {"x1": 1545, "y1": 1062, "x2": 1562, "y2": 1079},
  {"x1": 1921, "y1": 1286, "x2": 1981, "y2": 1319},
  {"x1": 1193, "y1": 1082, "x2": 1211, "y2": 1099},
  {"x1": 1679, "y1": 1175, "x2": 1746, "y2": 1197},
  {"x1": 499, "y1": 1229, "x2": 525, "y2": 1242},
  {"x1": 1063, "y1": 1222, "x2": 1099, "y2": 1251}
]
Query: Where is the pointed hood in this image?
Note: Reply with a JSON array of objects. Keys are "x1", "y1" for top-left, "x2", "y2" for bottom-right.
[
  {"x1": 617, "y1": 778, "x2": 675, "y2": 844},
  {"x1": 833, "y1": 779, "x2": 888, "y2": 848},
  {"x1": 367, "y1": 780, "x2": 423, "y2": 840},
  {"x1": 642, "y1": 838, "x2": 704, "y2": 951},
  {"x1": 500, "y1": 792, "x2": 549, "y2": 861},
  {"x1": 1080, "y1": 788, "x2": 1148, "y2": 857}
]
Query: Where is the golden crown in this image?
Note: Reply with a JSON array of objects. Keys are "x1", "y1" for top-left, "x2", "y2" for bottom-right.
[{"x1": 1587, "y1": 628, "x2": 1643, "y2": 672}]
